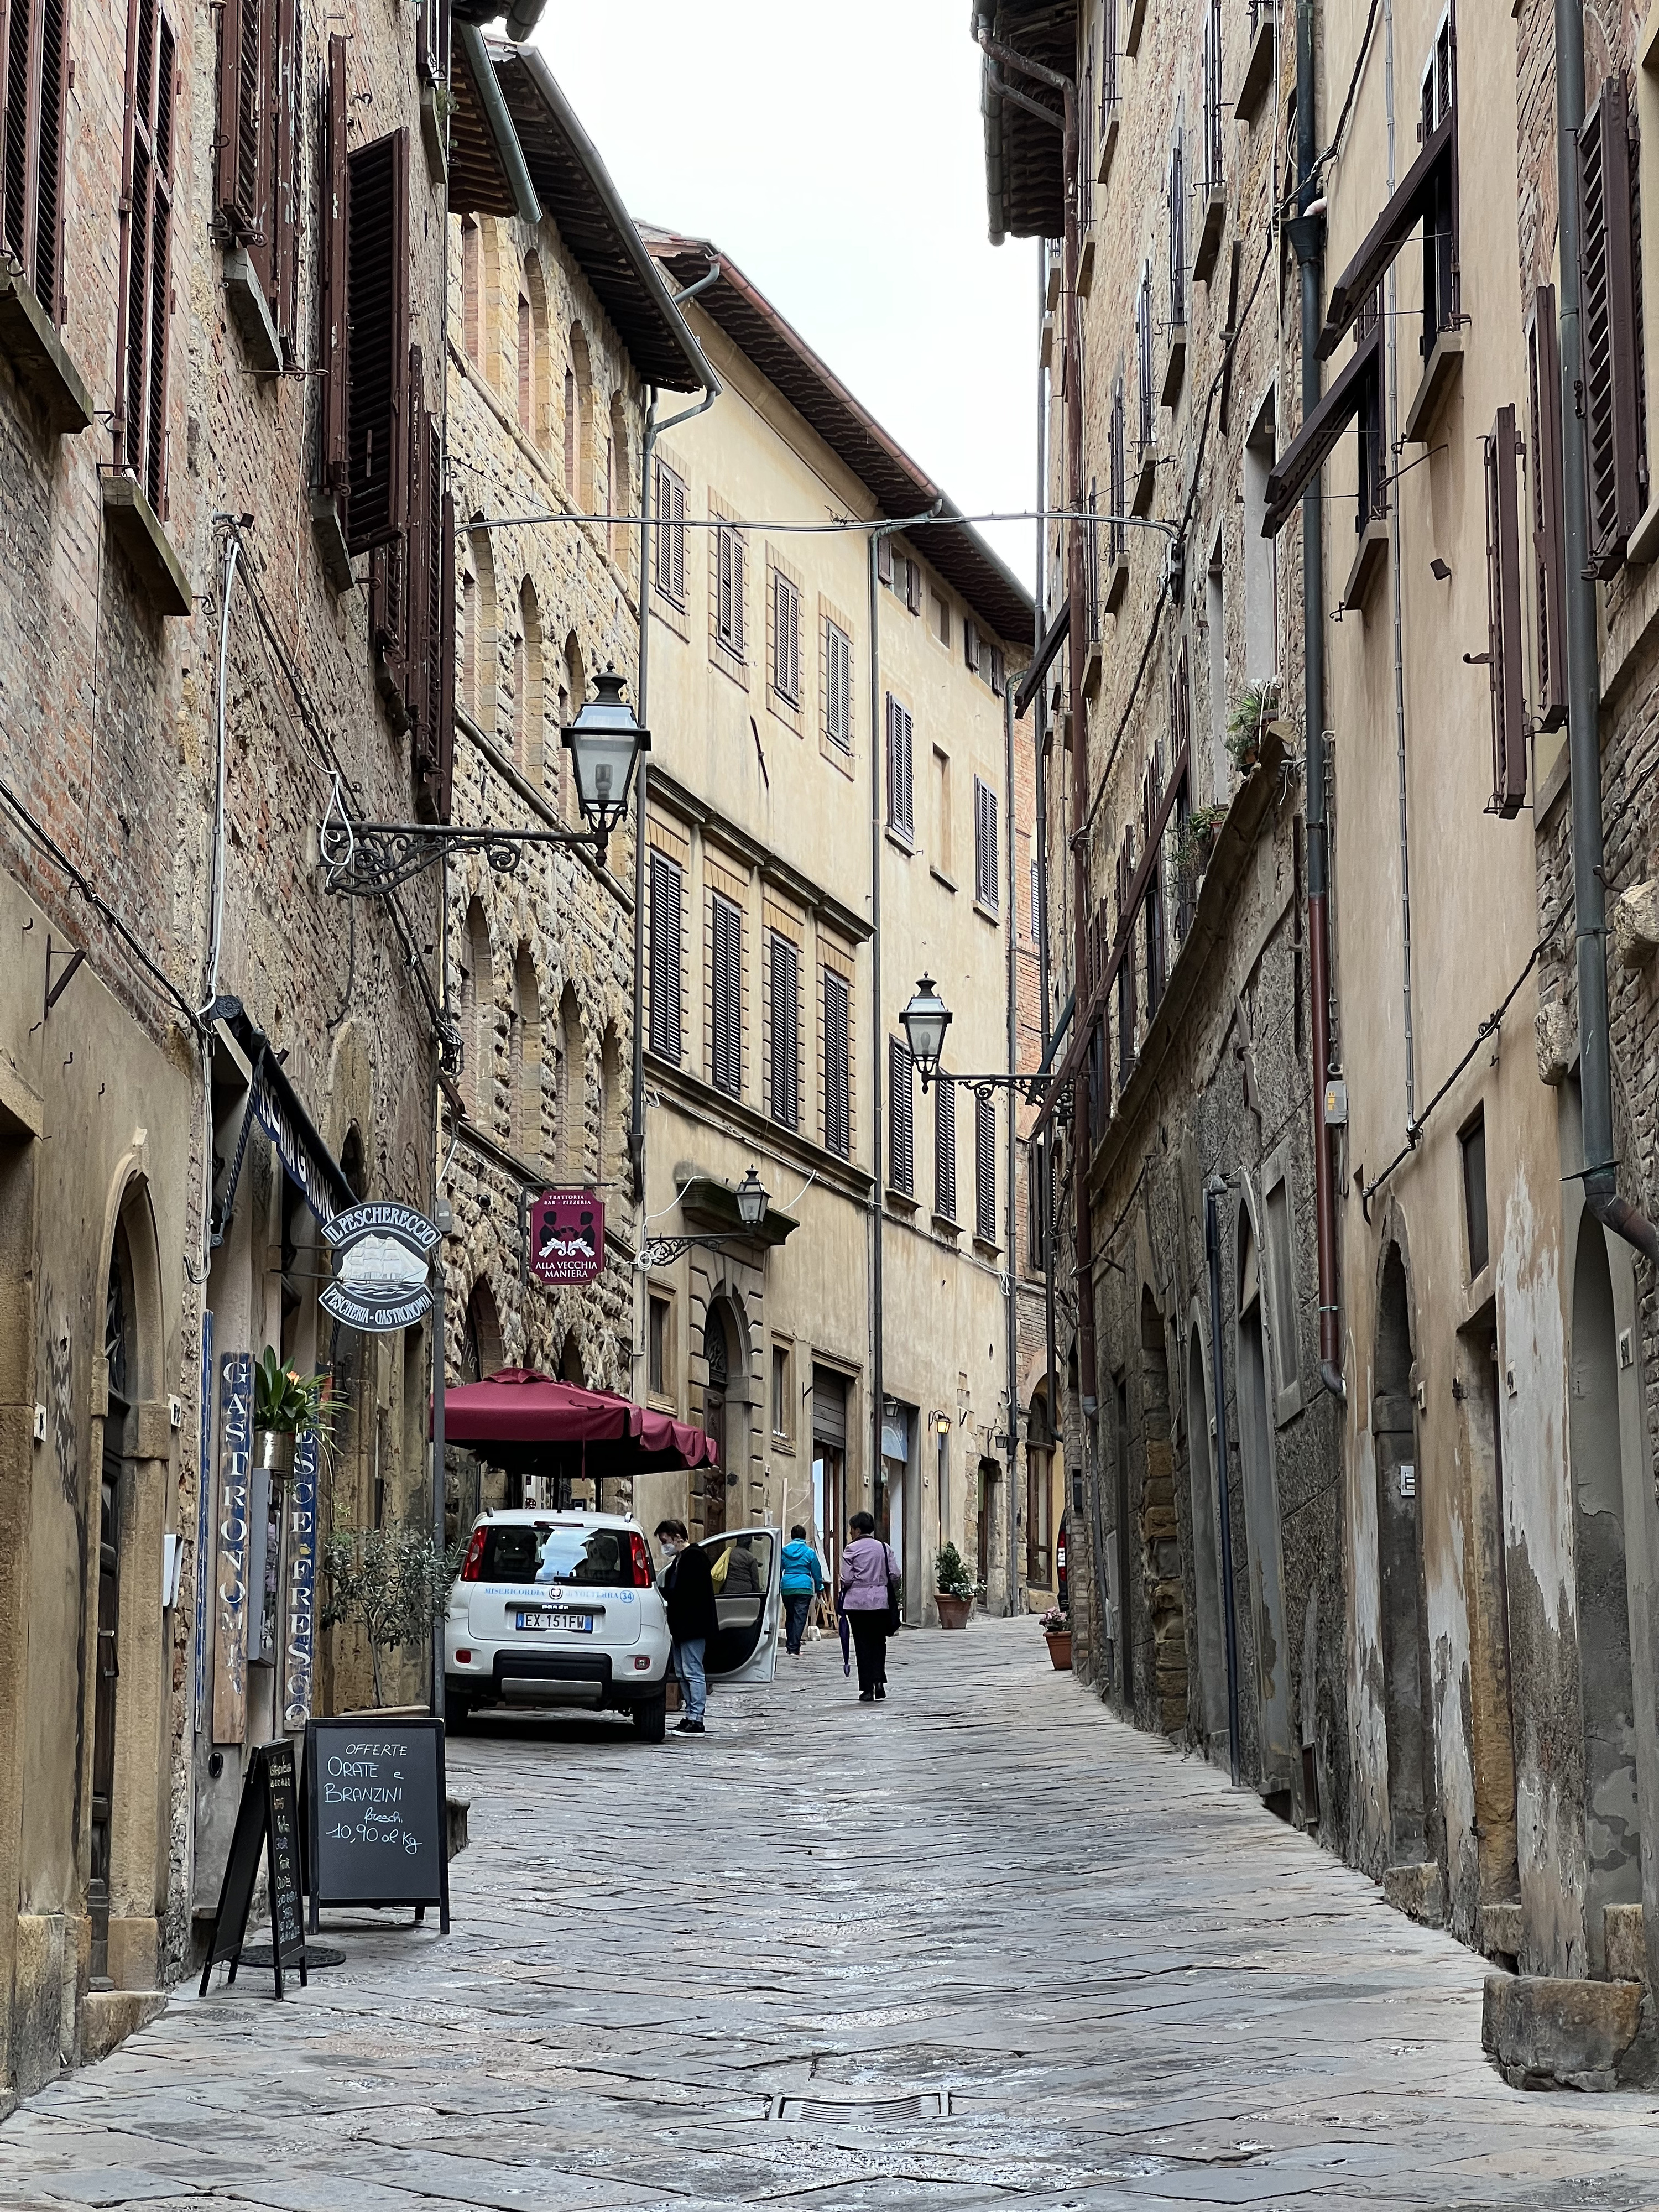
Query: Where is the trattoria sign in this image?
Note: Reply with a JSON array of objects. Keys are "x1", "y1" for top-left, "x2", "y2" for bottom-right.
[
  {"x1": 320, "y1": 1202, "x2": 440, "y2": 1331},
  {"x1": 529, "y1": 1189, "x2": 604, "y2": 1286}
]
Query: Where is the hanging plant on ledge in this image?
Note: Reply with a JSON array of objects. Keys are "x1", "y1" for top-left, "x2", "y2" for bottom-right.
[
  {"x1": 252, "y1": 1347, "x2": 342, "y2": 1478},
  {"x1": 1226, "y1": 678, "x2": 1280, "y2": 776}
]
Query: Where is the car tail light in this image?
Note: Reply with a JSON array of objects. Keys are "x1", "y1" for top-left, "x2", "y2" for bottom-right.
[
  {"x1": 629, "y1": 1531, "x2": 654, "y2": 1587},
  {"x1": 459, "y1": 1527, "x2": 488, "y2": 1581},
  {"x1": 455, "y1": 1649, "x2": 472, "y2": 1666}
]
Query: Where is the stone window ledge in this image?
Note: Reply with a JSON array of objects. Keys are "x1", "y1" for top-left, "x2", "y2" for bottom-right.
[
  {"x1": 102, "y1": 475, "x2": 192, "y2": 617},
  {"x1": 223, "y1": 248, "x2": 283, "y2": 375},
  {"x1": 0, "y1": 268, "x2": 93, "y2": 433}
]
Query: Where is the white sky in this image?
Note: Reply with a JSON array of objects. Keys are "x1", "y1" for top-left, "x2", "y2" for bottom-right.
[{"x1": 531, "y1": 1, "x2": 1042, "y2": 593}]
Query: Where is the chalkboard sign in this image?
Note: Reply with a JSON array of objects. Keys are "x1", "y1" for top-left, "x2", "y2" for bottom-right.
[
  {"x1": 199, "y1": 1741, "x2": 309, "y2": 1999},
  {"x1": 304, "y1": 1716, "x2": 450, "y2": 1934}
]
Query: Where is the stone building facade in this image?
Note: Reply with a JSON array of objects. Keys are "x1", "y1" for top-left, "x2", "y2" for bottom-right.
[
  {"x1": 632, "y1": 234, "x2": 1035, "y2": 1615},
  {"x1": 435, "y1": 46, "x2": 707, "y2": 1530}
]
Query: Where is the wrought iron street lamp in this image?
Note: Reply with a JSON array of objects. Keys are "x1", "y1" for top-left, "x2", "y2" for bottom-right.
[
  {"x1": 637, "y1": 1165, "x2": 770, "y2": 1269},
  {"x1": 898, "y1": 975, "x2": 1066, "y2": 1112},
  {"x1": 320, "y1": 668, "x2": 649, "y2": 896}
]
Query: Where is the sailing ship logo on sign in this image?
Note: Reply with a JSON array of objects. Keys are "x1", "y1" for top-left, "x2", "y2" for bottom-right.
[{"x1": 320, "y1": 1202, "x2": 440, "y2": 1331}]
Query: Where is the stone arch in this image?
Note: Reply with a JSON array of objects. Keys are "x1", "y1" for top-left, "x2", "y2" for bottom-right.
[
  {"x1": 463, "y1": 1275, "x2": 504, "y2": 1380},
  {"x1": 516, "y1": 577, "x2": 544, "y2": 785},
  {"x1": 1184, "y1": 1301, "x2": 1228, "y2": 1755},
  {"x1": 511, "y1": 941, "x2": 542, "y2": 1167},
  {"x1": 462, "y1": 896, "x2": 495, "y2": 1124},
  {"x1": 465, "y1": 525, "x2": 497, "y2": 736},
  {"x1": 1139, "y1": 1287, "x2": 1187, "y2": 1737},
  {"x1": 1569, "y1": 1212, "x2": 1641, "y2": 1970},
  {"x1": 598, "y1": 1020, "x2": 624, "y2": 1191},
  {"x1": 698, "y1": 1287, "x2": 754, "y2": 1538},
  {"x1": 568, "y1": 322, "x2": 594, "y2": 509},
  {"x1": 1373, "y1": 1233, "x2": 1436, "y2": 1866},
  {"x1": 1237, "y1": 1190, "x2": 1293, "y2": 1796},
  {"x1": 559, "y1": 631, "x2": 586, "y2": 821},
  {"x1": 556, "y1": 980, "x2": 585, "y2": 1177}
]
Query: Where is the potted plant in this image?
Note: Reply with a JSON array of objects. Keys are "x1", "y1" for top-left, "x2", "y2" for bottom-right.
[
  {"x1": 1227, "y1": 679, "x2": 1279, "y2": 776},
  {"x1": 1039, "y1": 1604, "x2": 1073, "y2": 1671},
  {"x1": 253, "y1": 1348, "x2": 337, "y2": 1480},
  {"x1": 935, "y1": 1542, "x2": 974, "y2": 1630},
  {"x1": 1174, "y1": 801, "x2": 1230, "y2": 889},
  {"x1": 320, "y1": 1525, "x2": 465, "y2": 1709}
]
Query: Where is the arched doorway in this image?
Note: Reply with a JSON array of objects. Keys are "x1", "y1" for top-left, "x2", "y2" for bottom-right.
[
  {"x1": 1140, "y1": 1291, "x2": 1187, "y2": 1737},
  {"x1": 1237, "y1": 1207, "x2": 1293, "y2": 1796},
  {"x1": 701, "y1": 1301, "x2": 740, "y2": 1536},
  {"x1": 90, "y1": 1227, "x2": 136, "y2": 1984},
  {"x1": 1374, "y1": 1241, "x2": 1434, "y2": 1865},
  {"x1": 1185, "y1": 1319, "x2": 1228, "y2": 1754},
  {"x1": 1570, "y1": 1214, "x2": 1641, "y2": 1973}
]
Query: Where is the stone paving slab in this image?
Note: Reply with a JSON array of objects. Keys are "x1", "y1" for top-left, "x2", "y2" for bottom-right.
[{"x1": 5, "y1": 1623, "x2": 1659, "y2": 2207}]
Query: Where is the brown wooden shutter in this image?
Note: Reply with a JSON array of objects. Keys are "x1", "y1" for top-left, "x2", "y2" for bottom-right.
[
  {"x1": 717, "y1": 522, "x2": 734, "y2": 645},
  {"x1": 649, "y1": 852, "x2": 683, "y2": 1062},
  {"x1": 371, "y1": 344, "x2": 423, "y2": 727},
  {"x1": 1526, "y1": 288, "x2": 1568, "y2": 732},
  {"x1": 769, "y1": 933, "x2": 799, "y2": 1131},
  {"x1": 118, "y1": 0, "x2": 175, "y2": 512},
  {"x1": 214, "y1": 0, "x2": 263, "y2": 252},
  {"x1": 321, "y1": 33, "x2": 348, "y2": 497},
  {"x1": 974, "y1": 1093, "x2": 996, "y2": 1242},
  {"x1": 731, "y1": 530, "x2": 746, "y2": 657},
  {"x1": 875, "y1": 534, "x2": 894, "y2": 588},
  {"x1": 886, "y1": 696, "x2": 913, "y2": 838},
  {"x1": 964, "y1": 618, "x2": 980, "y2": 673},
  {"x1": 344, "y1": 126, "x2": 410, "y2": 551},
  {"x1": 1579, "y1": 74, "x2": 1646, "y2": 575},
  {"x1": 888, "y1": 1038, "x2": 914, "y2": 1194},
  {"x1": 712, "y1": 894, "x2": 742, "y2": 1095},
  {"x1": 3, "y1": 0, "x2": 72, "y2": 321},
  {"x1": 974, "y1": 777, "x2": 999, "y2": 909},
  {"x1": 1482, "y1": 405, "x2": 1527, "y2": 819},
  {"x1": 270, "y1": 0, "x2": 298, "y2": 340},
  {"x1": 416, "y1": 0, "x2": 448, "y2": 85},
  {"x1": 823, "y1": 968, "x2": 851, "y2": 1157},
  {"x1": 935, "y1": 1074, "x2": 957, "y2": 1220}
]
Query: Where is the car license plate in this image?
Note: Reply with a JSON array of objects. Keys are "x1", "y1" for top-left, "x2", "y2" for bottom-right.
[{"x1": 515, "y1": 1608, "x2": 593, "y2": 1632}]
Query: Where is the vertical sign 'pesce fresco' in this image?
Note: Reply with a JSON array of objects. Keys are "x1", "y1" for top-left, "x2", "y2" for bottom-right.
[
  {"x1": 212, "y1": 1350, "x2": 253, "y2": 1744},
  {"x1": 194, "y1": 1310, "x2": 214, "y2": 1735},
  {"x1": 283, "y1": 1431, "x2": 318, "y2": 1730}
]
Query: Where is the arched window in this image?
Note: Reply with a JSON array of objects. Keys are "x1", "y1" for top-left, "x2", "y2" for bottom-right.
[
  {"x1": 462, "y1": 899, "x2": 493, "y2": 1120},
  {"x1": 517, "y1": 293, "x2": 533, "y2": 435},
  {"x1": 523, "y1": 249, "x2": 550, "y2": 450},
  {"x1": 461, "y1": 218, "x2": 482, "y2": 366},
  {"x1": 517, "y1": 577, "x2": 544, "y2": 784},
  {"x1": 479, "y1": 219, "x2": 505, "y2": 391},
  {"x1": 557, "y1": 982, "x2": 585, "y2": 1177},
  {"x1": 468, "y1": 525, "x2": 498, "y2": 738},
  {"x1": 568, "y1": 324, "x2": 593, "y2": 509},
  {"x1": 465, "y1": 1277, "x2": 504, "y2": 1379},
  {"x1": 512, "y1": 942, "x2": 541, "y2": 1165}
]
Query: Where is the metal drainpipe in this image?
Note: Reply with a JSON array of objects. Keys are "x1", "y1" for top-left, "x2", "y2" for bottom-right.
[
  {"x1": 1554, "y1": 0, "x2": 1659, "y2": 1265},
  {"x1": 1382, "y1": 0, "x2": 1416, "y2": 1129},
  {"x1": 1034, "y1": 233, "x2": 1063, "y2": 1522},
  {"x1": 1005, "y1": 675, "x2": 1020, "y2": 1613},
  {"x1": 629, "y1": 264, "x2": 723, "y2": 1390},
  {"x1": 1296, "y1": 0, "x2": 1347, "y2": 1401},
  {"x1": 1204, "y1": 1175, "x2": 1243, "y2": 1783},
  {"x1": 868, "y1": 525, "x2": 889, "y2": 1524}
]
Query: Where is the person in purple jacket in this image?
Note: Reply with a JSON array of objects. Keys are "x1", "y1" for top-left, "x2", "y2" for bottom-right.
[{"x1": 838, "y1": 1510, "x2": 899, "y2": 1703}]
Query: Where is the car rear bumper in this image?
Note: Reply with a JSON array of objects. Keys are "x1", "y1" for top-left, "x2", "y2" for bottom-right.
[{"x1": 447, "y1": 1648, "x2": 669, "y2": 1712}]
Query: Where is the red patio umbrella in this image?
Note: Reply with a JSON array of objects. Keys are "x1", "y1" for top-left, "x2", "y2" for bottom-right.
[{"x1": 435, "y1": 1366, "x2": 717, "y2": 1473}]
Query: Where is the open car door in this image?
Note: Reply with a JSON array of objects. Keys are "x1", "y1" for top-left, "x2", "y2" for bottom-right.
[{"x1": 697, "y1": 1527, "x2": 782, "y2": 1686}]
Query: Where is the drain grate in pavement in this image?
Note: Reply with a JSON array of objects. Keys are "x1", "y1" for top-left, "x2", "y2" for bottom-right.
[{"x1": 773, "y1": 2090, "x2": 950, "y2": 2121}]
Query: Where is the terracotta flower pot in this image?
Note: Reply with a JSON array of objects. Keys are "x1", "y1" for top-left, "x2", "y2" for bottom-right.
[
  {"x1": 935, "y1": 1593, "x2": 972, "y2": 1630},
  {"x1": 1045, "y1": 1630, "x2": 1073, "y2": 1671}
]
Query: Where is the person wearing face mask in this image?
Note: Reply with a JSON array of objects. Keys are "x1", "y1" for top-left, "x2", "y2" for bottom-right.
[{"x1": 654, "y1": 1518, "x2": 719, "y2": 1736}]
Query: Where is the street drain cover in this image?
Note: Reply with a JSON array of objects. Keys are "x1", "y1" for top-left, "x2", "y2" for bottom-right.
[{"x1": 778, "y1": 2092, "x2": 948, "y2": 2121}]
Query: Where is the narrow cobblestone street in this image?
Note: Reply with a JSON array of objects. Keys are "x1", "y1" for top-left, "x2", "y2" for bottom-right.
[{"x1": 4, "y1": 1623, "x2": 1659, "y2": 2210}]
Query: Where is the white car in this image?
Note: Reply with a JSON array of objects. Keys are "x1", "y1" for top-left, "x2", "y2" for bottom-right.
[{"x1": 444, "y1": 1510, "x2": 784, "y2": 1742}]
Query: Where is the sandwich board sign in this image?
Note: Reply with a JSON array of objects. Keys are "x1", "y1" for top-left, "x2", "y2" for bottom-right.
[
  {"x1": 303, "y1": 1715, "x2": 451, "y2": 1933},
  {"x1": 529, "y1": 1189, "x2": 604, "y2": 1286},
  {"x1": 320, "y1": 1201, "x2": 439, "y2": 1332},
  {"x1": 199, "y1": 1740, "x2": 307, "y2": 1997}
]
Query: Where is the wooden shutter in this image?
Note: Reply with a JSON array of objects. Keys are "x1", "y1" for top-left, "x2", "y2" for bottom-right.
[
  {"x1": 711, "y1": 893, "x2": 742, "y2": 1095},
  {"x1": 1483, "y1": 405, "x2": 1527, "y2": 818},
  {"x1": 964, "y1": 618, "x2": 980, "y2": 674},
  {"x1": 974, "y1": 778, "x2": 999, "y2": 910},
  {"x1": 769, "y1": 933, "x2": 799, "y2": 1130},
  {"x1": 118, "y1": 0, "x2": 175, "y2": 513},
  {"x1": 649, "y1": 852, "x2": 683, "y2": 1062},
  {"x1": 1526, "y1": 289, "x2": 1568, "y2": 732},
  {"x1": 935, "y1": 1075, "x2": 957, "y2": 1221},
  {"x1": 344, "y1": 127, "x2": 410, "y2": 551},
  {"x1": 889, "y1": 1038, "x2": 914, "y2": 1194},
  {"x1": 826, "y1": 621, "x2": 851, "y2": 748},
  {"x1": 1579, "y1": 74, "x2": 1646, "y2": 575},
  {"x1": 989, "y1": 645, "x2": 1006, "y2": 697},
  {"x1": 215, "y1": 0, "x2": 264, "y2": 253},
  {"x1": 654, "y1": 461, "x2": 686, "y2": 602},
  {"x1": 732, "y1": 530, "x2": 746, "y2": 657},
  {"x1": 974, "y1": 1093, "x2": 997, "y2": 1241},
  {"x1": 271, "y1": 0, "x2": 298, "y2": 340},
  {"x1": 415, "y1": 436, "x2": 452, "y2": 822},
  {"x1": 3, "y1": 0, "x2": 72, "y2": 321},
  {"x1": 876, "y1": 534, "x2": 894, "y2": 588},
  {"x1": 774, "y1": 572, "x2": 799, "y2": 702},
  {"x1": 1169, "y1": 132, "x2": 1185, "y2": 326},
  {"x1": 886, "y1": 696, "x2": 913, "y2": 837},
  {"x1": 321, "y1": 33, "x2": 348, "y2": 496},
  {"x1": 415, "y1": 0, "x2": 448, "y2": 85},
  {"x1": 904, "y1": 556, "x2": 923, "y2": 616},
  {"x1": 823, "y1": 968, "x2": 850, "y2": 1157}
]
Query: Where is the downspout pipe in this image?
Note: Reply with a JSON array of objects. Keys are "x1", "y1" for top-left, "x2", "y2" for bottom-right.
[
  {"x1": 1554, "y1": 0, "x2": 1659, "y2": 1267},
  {"x1": 1005, "y1": 674, "x2": 1020, "y2": 1612},
  {"x1": 1204, "y1": 1175, "x2": 1243, "y2": 1785},
  {"x1": 1293, "y1": 0, "x2": 1348, "y2": 1401},
  {"x1": 629, "y1": 260, "x2": 723, "y2": 1254}
]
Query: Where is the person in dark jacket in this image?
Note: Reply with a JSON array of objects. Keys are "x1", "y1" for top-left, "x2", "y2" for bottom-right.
[{"x1": 655, "y1": 1519, "x2": 718, "y2": 1735}]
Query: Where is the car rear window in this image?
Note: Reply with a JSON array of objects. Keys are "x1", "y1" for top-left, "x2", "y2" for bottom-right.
[{"x1": 473, "y1": 1523, "x2": 638, "y2": 1587}]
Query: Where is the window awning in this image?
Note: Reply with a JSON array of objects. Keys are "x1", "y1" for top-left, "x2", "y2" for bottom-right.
[
  {"x1": 1262, "y1": 325, "x2": 1382, "y2": 538},
  {"x1": 1319, "y1": 110, "x2": 1453, "y2": 358}
]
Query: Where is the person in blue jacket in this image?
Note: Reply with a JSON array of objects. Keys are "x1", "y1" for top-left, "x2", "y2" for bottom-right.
[{"x1": 779, "y1": 1524, "x2": 825, "y2": 1656}]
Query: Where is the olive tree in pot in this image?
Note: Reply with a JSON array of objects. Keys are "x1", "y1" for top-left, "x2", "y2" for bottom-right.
[
  {"x1": 320, "y1": 1526, "x2": 465, "y2": 1710},
  {"x1": 935, "y1": 1542, "x2": 974, "y2": 1630}
]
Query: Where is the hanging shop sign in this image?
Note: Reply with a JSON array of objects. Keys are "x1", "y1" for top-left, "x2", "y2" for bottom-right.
[
  {"x1": 320, "y1": 1201, "x2": 440, "y2": 1331},
  {"x1": 199, "y1": 1739, "x2": 308, "y2": 1999},
  {"x1": 529, "y1": 1189, "x2": 605, "y2": 1286}
]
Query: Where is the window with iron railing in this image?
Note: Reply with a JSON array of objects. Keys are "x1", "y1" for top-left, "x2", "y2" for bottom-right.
[
  {"x1": 1169, "y1": 133, "x2": 1187, "y2": 330},
  {"x1": 1202, "y1": 0, "x2": 1224, "y2": 202},
  {"x1": 1081, "y1": 30, "x2": 1096, "y2": 234},
  {"x1": 1420, "y1": 14, "x2": 1459, "y2": 356},
  {"x1": 1109, "y1": 382, "x2": 1126, "y2": 560},
  {"x1": 1136, "y1": 265, "x2": 1155, "y2": 450},
  {"x1": 1102, "y1": 0, "x2": 1120, "y2": 123},
  {"x1": 1086, "y1": 479, "x2": 1101, "y2": 639},
  {"x1": 1355, "y1": 289, "x2": 1387, "y2": 528}
]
